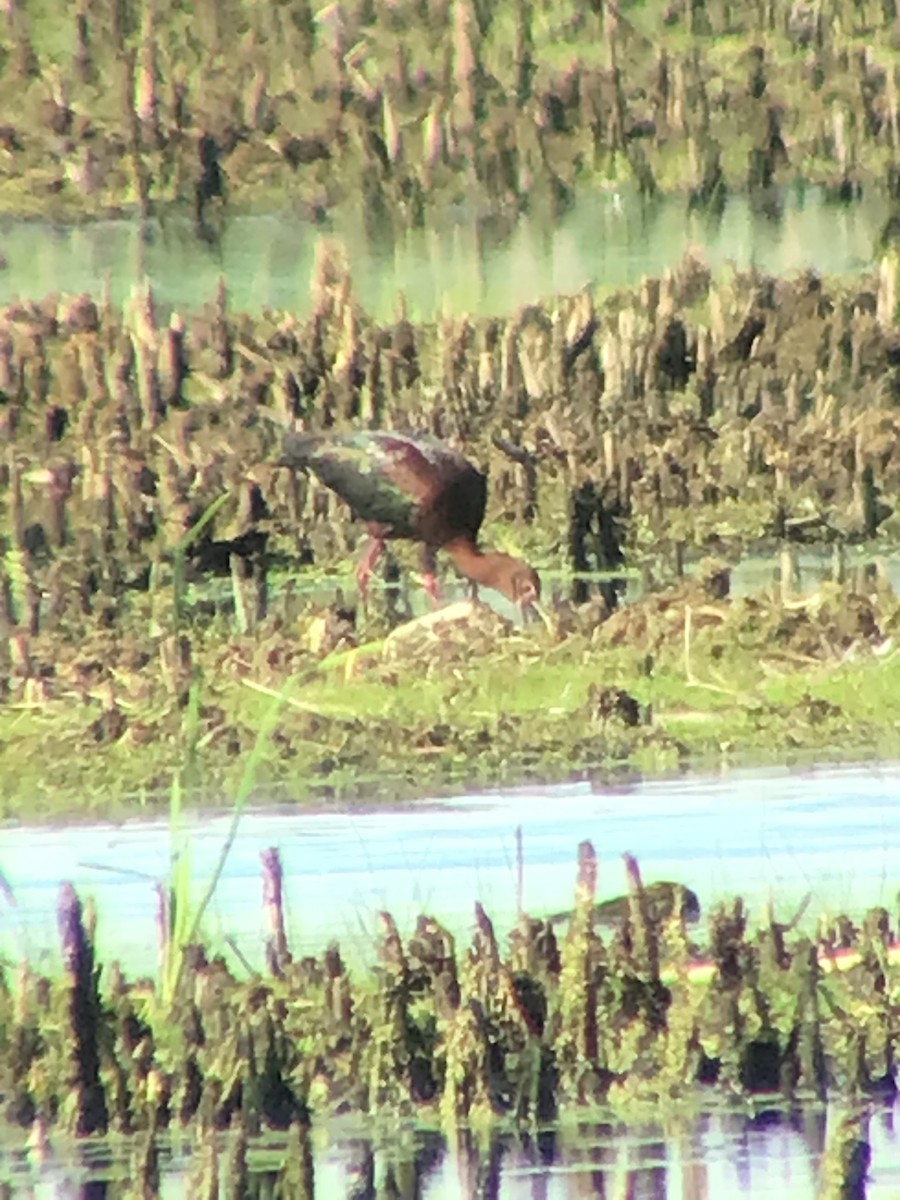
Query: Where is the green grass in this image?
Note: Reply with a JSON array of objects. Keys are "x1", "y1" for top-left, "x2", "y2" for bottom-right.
[
  {"x1": 2, "y1": 476, "x2": 900, "y2": 830},
  {"x1": 4, "y1": 582, "x2": 899, "y2": 822}
]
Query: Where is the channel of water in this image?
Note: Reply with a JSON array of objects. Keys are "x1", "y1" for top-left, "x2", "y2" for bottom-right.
[
  {"x1": 2, "y1": 762, "x2": 897, "y2": 976},
  {"x1": 2, "y1": 1093, "x2": 899, "y2": 1197},
  {"x1": 0, "y1": 185, "x2": 886, "y2": 319}
]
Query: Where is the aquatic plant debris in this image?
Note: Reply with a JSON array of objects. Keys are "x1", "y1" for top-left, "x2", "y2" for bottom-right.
[
  {"x1": 0, "y1": 0, "x2": 899, "y2": 224},
  {"x1": 2, "y1": 260, "x2": 900, "y2": 817},
  {"x1": 1, "y1": 843, "x2": 898, "y2": 1155}
]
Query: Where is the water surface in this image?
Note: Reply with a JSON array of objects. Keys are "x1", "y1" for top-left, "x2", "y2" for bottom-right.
[
  {"x1": 2, "y1": 762, "x2": 897, "y2": 976},
  {"x1": 2, "y1": 762, "x2": 899, "y2": 1196},
  {"x1": 3, "y1": 1102, "x2": 900, "y2": 1198},
  {"x1": 0, "y1": 186, "x2": 885, "y2": 319}
]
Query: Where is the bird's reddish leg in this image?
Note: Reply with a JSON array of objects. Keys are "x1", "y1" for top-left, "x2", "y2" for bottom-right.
[
  {"x1": 421, "y1": 546, "x2": 441, "y2": 608},
  {"x1": 356, "y1": 533, "x2": 386, "y2": 602}
]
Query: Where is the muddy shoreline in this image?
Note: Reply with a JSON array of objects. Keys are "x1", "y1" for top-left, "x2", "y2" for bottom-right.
[{"x1": 1, "y1": 248, "x2": 900, "y2": 817}]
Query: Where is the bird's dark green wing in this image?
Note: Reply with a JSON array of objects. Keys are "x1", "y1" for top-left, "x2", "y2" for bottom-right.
[
  {"x1": 282, "y1": 430, "x2": 487, "y2": 542},
  {"x1": 285, "y1": 432, "x2": 432, "y2": 534}
]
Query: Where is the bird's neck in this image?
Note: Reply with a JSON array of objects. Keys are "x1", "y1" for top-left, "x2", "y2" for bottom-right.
[{"x1": 444, "y1": 538, "x2": 505, "y2": 588}]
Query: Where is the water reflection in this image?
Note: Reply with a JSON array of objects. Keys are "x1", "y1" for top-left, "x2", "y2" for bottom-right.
[
  {"x1": 3, "y1": 1103, "x2": 900, "y2": 1197},
  {"x1": 2, "y1": 763, "x2": 899, "y2": 977},
  {"x1": 0, "y1": 185, "x2": 885, "y2": 319}
]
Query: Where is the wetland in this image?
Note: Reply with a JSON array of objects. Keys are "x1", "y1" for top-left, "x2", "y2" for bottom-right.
[
  {"x1": 3, "y1": 0, "x2": 900, "y2": 1186},
  {"x1": 3, "y1": 0, "x2": 900, "y2": 818},
  {"x1": 3, "y1": 241, "x2": 900, "y2": 819},
  {"x1": 2, "y1": 783, "x2": 900, "y2": 1197}
]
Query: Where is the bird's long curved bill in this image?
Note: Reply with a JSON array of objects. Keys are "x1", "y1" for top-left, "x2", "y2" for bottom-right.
[{"x1": 521, "y1": 598, "x2": 552, "y2": 631}]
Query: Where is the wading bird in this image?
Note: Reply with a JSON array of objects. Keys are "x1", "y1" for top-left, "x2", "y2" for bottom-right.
[{"x1": 280, "y1": 429, "x2": 540, "y2": 613}]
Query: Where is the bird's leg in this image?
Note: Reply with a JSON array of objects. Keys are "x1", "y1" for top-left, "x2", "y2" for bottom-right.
[
  {"x1": 421, "y1": 546, "x2": 441, "y2": 609},
  {"x1": 356, "y1": 534, "x2": 385, "y2": 604}
]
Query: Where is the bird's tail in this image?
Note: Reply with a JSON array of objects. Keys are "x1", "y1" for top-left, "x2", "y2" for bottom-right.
[{"x1": 278, "y1": 431, "x2": 323, "y2": 469}]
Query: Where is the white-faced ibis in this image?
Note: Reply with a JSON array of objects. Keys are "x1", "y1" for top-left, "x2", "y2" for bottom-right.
[{"x1": 280, "y1": 429, "x2": 541, "y2": 613}]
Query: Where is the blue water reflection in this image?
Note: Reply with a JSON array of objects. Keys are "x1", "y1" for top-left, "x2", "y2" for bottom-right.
[{"x1": 1, "y1": 762, "x2": 897, "y2": 976}]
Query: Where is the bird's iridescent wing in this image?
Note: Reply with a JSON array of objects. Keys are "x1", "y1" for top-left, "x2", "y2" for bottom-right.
[{"x1": 301, "y1": 432, "x2": 448, "y2": 535}]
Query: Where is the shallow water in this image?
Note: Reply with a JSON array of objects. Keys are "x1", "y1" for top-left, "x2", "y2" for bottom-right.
[
  {"x1": 256, "y1": 543, "x2": 900, "y2": 621},
  {"x1": 1, "y1": 763, "x2": 899, "y2": 1195},
  {"x1": 1, "y1": 761, "x2": 898, "y2": 976},
  {"x1": 3, "y1": 1101, "x2": 900, "y2": 1198},
  {"x1": 0, "y1": 185, "x2": 885, "y2": 319}
]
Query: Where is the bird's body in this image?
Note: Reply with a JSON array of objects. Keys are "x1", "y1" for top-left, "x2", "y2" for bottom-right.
[
  {"x1": 280, "y1": 429, "x2": 540, "y2": 611},
  {"x1": 284, "y1": 430, "x2": 487, "y2": 546}
]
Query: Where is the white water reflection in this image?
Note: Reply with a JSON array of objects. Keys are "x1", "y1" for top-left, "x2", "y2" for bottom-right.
[
  {"x1": 3, "y1": 1103, "x2": 900, "y2": 1197},
  {"x1": 0, "y1": 762, "x2": 897, "y2": 976},
  {"x1": 0, "y1": 185, "x2": 884, "y2": 320}
]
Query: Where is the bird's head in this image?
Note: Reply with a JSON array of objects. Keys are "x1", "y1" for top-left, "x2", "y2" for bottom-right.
[{"x1": 494, "y1": 556, "x2": 542, "y2": 617}]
